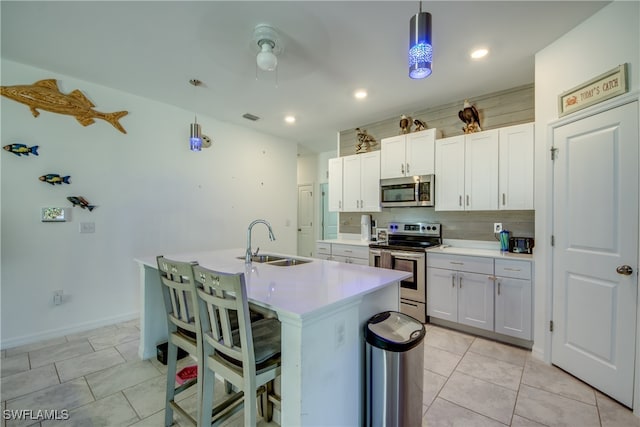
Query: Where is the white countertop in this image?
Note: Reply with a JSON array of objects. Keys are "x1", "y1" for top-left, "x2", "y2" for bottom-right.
[
  {"x1": 427, "y1": 245, "x2": 534, "y2": 260},
  {"x1": 135, "y1": 248, "x2": 410, "y2": 319}
]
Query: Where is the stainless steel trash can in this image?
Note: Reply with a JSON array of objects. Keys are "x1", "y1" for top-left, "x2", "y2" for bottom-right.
[{"x1": 365, "y1": 311, "x2": 426, "y2": 427}]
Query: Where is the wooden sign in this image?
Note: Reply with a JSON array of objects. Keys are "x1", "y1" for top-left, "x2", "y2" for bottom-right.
[{"x1": 558, "y1": 64, "x2": 628, "y2": 117}]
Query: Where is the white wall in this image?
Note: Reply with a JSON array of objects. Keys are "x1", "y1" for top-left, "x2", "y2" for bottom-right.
[
  {"x1": 1, "y1": 60, "x2": 299, "y2": 348},
  {"x1": 533, "y1": 1, "x2": 640, "y2": 360}
]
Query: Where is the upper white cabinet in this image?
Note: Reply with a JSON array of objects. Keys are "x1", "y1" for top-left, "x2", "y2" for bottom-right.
[
  {"x1": 435, "y1": 130, "x2": 499, "y2": 211},
  {"x1": 499, "y1": 123, "x2": 534, "y2": 210},
  {"x1": 328, "y1": 157, "x2": 343, "y2": 211},
  {"x1": 381, "y1": 129, "x2": 436, "y2": 179},
  {"x1": 435, "y1": 124, "x2": 534, "y2": 211},
  {"x1": 342, "y1": 151, "x2": 381, "y2": 212}
]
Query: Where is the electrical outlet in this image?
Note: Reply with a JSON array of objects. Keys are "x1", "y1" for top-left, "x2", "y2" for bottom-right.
[
  {"x1": 53, "y1": 290, "x2": 63, "y2": 305},
  {"x1": 494, "y1": 223, "x2": 503, "y2": 233}
]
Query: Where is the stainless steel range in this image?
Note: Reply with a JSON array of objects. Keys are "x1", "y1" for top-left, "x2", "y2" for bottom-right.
[{"x1": 369, "y1": 222, "x2": 441, "y2": 323}]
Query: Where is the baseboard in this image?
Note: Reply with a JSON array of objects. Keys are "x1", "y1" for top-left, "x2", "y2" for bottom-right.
[
  {"x1": 530, "y1": 344, "x2": 546, "y2": 362},
  {"x1": 1, "y1": 311, "x2": 139, "y2": 350}
]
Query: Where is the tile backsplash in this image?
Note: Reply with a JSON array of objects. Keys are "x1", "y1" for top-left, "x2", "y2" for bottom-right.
[{"x1": 340, "y1": 209, "x2": 534, "y2": 241}]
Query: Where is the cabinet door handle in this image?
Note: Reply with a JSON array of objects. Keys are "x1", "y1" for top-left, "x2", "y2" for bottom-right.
[
  {"x1": 459, "y1": 276, "x2": 463, "y2": 288},
  {"x1": 466, "y1": 195, "x2": 470, "y2": 206},
  {"x1": 406, "y1": 163, "x2": 410, "y2": 174},
  {"x1": 502, "y1": 193, "x2": 506, "y2": 206},
  {"x1": 401, "y1": 164, "x2": 405, "y2": 174},
  {"x1": 451, "y1": 275, "x2": 456, "y2": 287},
  {"x1": 459, "y1": 195, "x2": 462, "y2": 206},
  {"x1": 497, "y1": 281, "x2": 501, "y2": 295}
]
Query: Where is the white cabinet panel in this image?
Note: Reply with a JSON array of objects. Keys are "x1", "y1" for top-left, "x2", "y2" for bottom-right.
[
  {"x1": 465, "y1": 130, "x2": 499, "y2": 211},
  {"x1": 458, "y1": 271, "x2": 494, "y2": 331},
  {"x1": 435, "y1": 135, "x2": 465, "y2": 211},
  {"x1": 499, "y1": 123, "x2": 534, "y2": 210},
  {"x1": 495, "y1": 276, "x2": 532, "y2": 340},
  {"x1": 328, "y1": 157, "x2": 343, "y2": 212},
  {"x1": 427, "y1": 267, "x2": 458, "y2": 322},
  {"x1": 381, "y1": 129, "x2": 435, "y2": 179}
]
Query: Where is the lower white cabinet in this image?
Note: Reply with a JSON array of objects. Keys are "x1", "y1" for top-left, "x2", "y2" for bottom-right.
[
  {"x1": 494, "y1": 259, "x2": 532, "y2": 340},
  {"x1": 427, "y1": 253, "x2": 532, "y2": 340},
  {"x1": 427, "y1": 254, "x2": 494, "y2": 332},
  {"x1": 314, "y1": 242, "x2": 369, "y2": 265}
]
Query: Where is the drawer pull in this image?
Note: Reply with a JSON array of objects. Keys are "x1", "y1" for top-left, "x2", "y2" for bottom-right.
[
  {"x1": 449, "y1": 261, "x2": 464, "y2": 265},
  {"x1": 504, "y1": 268, "x2": 521, "y2": 271}
]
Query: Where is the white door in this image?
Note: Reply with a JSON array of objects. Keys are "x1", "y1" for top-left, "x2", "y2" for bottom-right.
[
  {"x1": 551, "y1": 101, "x2": 639, "y2": 407},
  {"x1": 297, "y1": 184, "x2": 314, "y2": 257}
]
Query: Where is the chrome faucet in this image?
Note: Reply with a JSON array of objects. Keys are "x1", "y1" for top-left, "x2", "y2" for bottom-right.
[{"x1": 245, "y1": 219, "x2": 276, "y2": 263}]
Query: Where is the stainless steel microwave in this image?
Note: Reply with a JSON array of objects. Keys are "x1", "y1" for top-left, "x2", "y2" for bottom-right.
[{"x1": 380, "y1": 174, "x2": 434, "y2": 207}]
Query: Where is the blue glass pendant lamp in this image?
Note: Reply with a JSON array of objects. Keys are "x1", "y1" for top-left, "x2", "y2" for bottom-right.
[
  {"x1": 409, "y1": 2, "x2": 432, "y2": 79},
  {"x1": 189, "y1": 79, "x2": 202, "y2": 152}
]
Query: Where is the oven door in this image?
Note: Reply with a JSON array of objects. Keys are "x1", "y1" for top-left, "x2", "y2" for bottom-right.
[{"x1": 390, "y1": 251, "x2": 426, "y2": 303}]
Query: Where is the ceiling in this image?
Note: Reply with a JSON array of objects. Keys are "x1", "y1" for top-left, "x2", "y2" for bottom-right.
[{"x1": 1, "y1": 1, "x2": 609, "y2": 154}]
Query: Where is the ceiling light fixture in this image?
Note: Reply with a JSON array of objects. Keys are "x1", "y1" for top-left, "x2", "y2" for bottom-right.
[
  {"x1": 471, "y1": 48, "x2": 489, "y2": 59},
  {"x1": 253, "y1": 25, "x2": 282, "y2": 72},
  {"x1": 354, "y1": 90, "x2": 368, "y2": 99},
  {"x1": 408, "y1": 1, "x2": 433, "y2": 79},
  {"x1": 285, "y1": 115, "x2": 296, "y2": 124}
]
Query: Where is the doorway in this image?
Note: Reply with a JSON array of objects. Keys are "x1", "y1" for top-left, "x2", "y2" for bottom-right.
[{"x1": 550, "y1": 98, "x2": 639, "y2": 407}]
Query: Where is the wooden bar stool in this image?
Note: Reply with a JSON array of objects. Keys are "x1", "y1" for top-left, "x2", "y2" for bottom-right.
[
  {"x1": 156, "y1": 256, "x2": 201, "y2": 427},
  {"x1": 192, "y1": 265, "x2": 281, "y2": 426}
]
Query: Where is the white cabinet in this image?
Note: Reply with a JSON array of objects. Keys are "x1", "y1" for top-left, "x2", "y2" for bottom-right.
[
  {"x1": 342, "y1": 151, "x2": 381, "y2": 212},
  {"x1": 435, "y1": 130, "x2": 499, "y2": 211},
  {"x1": 435, "y1": 124, "x2": 534, "y2": 211},
  {"x1": 328, "y1": 157, "x2": 343, "y2": 212},
  {"x1": 427, "y1": 254, "x2": 494, "y2": 332},
  {"x1": 331, "y1": 244, "x2": 369, "y2": 265},
  {"x1": 494, "y1": 259, "x2": 532, "y2": 340},
  {"x1": 314, "y1": 242, "x2": 369, "y2": 265},
  {"x1": 434, "y1": 135, "x2": 465, "y2": 210},
  {"x1": 465, "y1": 130, "x2": 499, "y2": 210},
  {"x1": 380, "y1": 129, "x2": 436, "y2": 179},
  {"x1": 315, "y1": 242, "x2": 332, "y2": 260},
  {"x1": 499, "y1": 123, "x2": 534, "y2": 210},
  {"x1": 428, "y1": 252, "x2": 533, "y2": 341}
]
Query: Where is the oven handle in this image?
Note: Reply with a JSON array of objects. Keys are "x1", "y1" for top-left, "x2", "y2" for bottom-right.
[{"x1": 390, "y1": 251, "x2": 425, "y2": 260}]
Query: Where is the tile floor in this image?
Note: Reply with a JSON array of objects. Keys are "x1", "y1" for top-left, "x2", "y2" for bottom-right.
[{"x1": 1, "y1": 320, "x2": 638, "y2": 426}]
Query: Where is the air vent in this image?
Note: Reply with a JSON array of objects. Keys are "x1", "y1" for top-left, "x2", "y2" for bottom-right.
[{"x1": 242, "y1": 113, "x2": 260, "y2": 121}]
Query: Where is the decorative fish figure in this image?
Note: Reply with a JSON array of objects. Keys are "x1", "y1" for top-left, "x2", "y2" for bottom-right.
[
  {"x1": 3, "y1": 143, "x2": 39, "y2": 156},
  {"x1": 67, "y1": 196, "x2": 96, "y2": 211},
  {"x1": 1, "y1": 79, "x2": 128, "y2": 134},
  {"x1": 39, "y1": 174, "x2": 71, "y2": 185}
]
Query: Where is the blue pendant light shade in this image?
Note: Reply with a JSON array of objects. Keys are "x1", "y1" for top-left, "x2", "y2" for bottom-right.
[
  {"x1": 190, "y1": 121, "x2": 202, "y2": 152},
  {"x1": 409, "y1": 7, "x2": 432, "y2": 79}
]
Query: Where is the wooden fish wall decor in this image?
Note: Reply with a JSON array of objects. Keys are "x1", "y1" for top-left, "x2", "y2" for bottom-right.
[
  {"x1": 39, "y1": 174, "x2": 71, "y2": 185},
  {"x1": 1, "y1": 79, "x2": 128, "y2": 134},
  {"x1": 3, "y1": 143, "x2": 39, "y2": 156},
  {"x1": 67, "y1": 196, "x2": 96, "y2": 211}
]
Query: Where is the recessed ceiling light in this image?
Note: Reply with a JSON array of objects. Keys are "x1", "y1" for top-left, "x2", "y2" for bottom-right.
[
  {"x1": 470, "y1": 48, "x2": 489, "y2": 59},
  {"x1": 354, "y1": 90, "x2": 368, "y2": 99},
  {"x1": 285, "y1": 115, "x2": 296, "y2": 124}
]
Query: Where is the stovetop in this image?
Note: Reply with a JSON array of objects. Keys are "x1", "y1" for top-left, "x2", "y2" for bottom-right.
[{"x1": 369, "y1": 222, "x2": 442, "y2": 252}]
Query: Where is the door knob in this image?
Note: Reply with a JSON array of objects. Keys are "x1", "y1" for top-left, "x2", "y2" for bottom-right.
[{"x1": 616, "y1": 265, "x2": 633, "y2": 275}]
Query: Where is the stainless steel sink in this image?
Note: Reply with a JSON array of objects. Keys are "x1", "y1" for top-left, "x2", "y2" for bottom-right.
[
  {"x1": 268, "y1": 258, "x2": 312, "y2": 267},
  {"x1": 236, "y1": 254, "x2": 311, "y2": 266},
  {"x1": 236, "y1": 254, "x2": 286, "y2": 263}
]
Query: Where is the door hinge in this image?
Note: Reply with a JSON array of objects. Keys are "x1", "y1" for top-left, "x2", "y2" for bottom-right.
[
  {"x1": 551, "y1": 147, "x2": 558, "y2": 160},
  {"x1": 551, "y1": 235, "x2": 555, "y2": 246},
  {"x1": 549, "y1": 320, "x2": 554, "y2": 332}
]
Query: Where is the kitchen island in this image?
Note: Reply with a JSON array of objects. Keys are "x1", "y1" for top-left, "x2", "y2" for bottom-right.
[{"x1": 135, "y1": 248, "x2": 410, "y2": 426}]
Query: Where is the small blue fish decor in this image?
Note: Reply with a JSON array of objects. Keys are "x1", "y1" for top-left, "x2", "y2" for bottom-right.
[
  {"x1": 39, "y1": 174, "x2": 71, "y2": 185},
  {"x1": 3, "y1": 143, "x2": 39, "y2": 156},
  {"x1": 67, "y1": 196, "x2": 96, "y2": 211}
]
